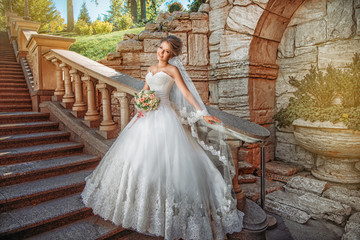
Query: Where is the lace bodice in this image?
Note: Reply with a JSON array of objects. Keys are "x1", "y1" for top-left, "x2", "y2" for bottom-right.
[{"x1": 146, "y1": 71, "x2": 175, "y2": 103}]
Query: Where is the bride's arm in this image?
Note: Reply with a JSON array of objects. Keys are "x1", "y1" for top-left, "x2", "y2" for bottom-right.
[
  {"x1": 142, "y1": 82, "x2": 150, "y2": 90},
  {"x1": 169, "y1": 66, "x2": 221, "y2": 124}
]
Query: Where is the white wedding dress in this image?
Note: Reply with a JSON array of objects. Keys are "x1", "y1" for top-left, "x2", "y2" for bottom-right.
[{"x1": 81, "y1": 71, "x2": 244, "y2": 240}]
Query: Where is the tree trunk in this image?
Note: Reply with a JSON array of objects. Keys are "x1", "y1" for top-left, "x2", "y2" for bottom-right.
[
  {"x1": 67, "y1": 0, "x2": 74, "y2": 31},
  {"x1": 140, "y1": 0, "x2": 146, "y2": 22},
  {"x1": 24, "y1": 0, "x2": 30, "y2": 19},
  {"x1": 131, "y1": 0, "x2": 137, "y2": 23},
  {"x1": 9, "y1": 0, "x2": 12, "y2": 12}
]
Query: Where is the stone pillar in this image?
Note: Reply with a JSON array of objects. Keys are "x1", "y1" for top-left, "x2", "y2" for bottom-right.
[
  {"x1": 114, "y1": 91, "x2": 131, "y2": 130},
  {"x1": 96, "y1": 83, "x2": 117, "y2": 139},
  {"x1": 51, "y1": 59, "x2": 65, "y2": 101},
  {"x1": 59, "y1": 63, "x2": 75, "y2": 108},
  {"x1": 227, "y1": 140, "x2": 246, "y2": 211},
  {"x1": 82, "y1": 75, "x2": 100, "y2": 128},
  {"x1": 69, "y1": 69, "x2": 86, "y2": 117}
]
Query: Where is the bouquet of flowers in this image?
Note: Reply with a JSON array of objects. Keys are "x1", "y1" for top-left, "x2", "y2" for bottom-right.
[{"x1": 134, "y1": 90, "x2": 161, "y2": 111}]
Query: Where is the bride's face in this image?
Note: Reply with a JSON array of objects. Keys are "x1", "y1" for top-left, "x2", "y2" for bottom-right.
[{"x1": 157, "y1": 41, "x2": 173, "y2": 62}]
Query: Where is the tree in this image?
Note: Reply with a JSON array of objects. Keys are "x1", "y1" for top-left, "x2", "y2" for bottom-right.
[
  {"x1": 67, "y1": 0, "x2": 74, "y2": 31},
  {"x1": 103, "y1": 0, "x2": 126, "y2": 30},
  {"x1": 0, "y1": 0, "x2": 64, "y2": 32},
  {"x1": 147, "y1": 0, "x2": 165, "y2": 22},
  {"x1": 78, "y1": 2, "x2": 91, "y2": 24},
  {"x1": 168, "y1": 2, "x2": 182, "y2": 13},
  {"x1": 188, "y1": 0, "x2": 205, "y2": 12},
  {"x1": 129, "y1": 0, "x2": 137, "y2": 23},
  {"x1": 140, "y1": 0, "x2": 146, "y2": 22}
]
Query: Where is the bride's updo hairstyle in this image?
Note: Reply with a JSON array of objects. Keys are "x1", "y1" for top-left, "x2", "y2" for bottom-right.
[{"x1": 160, "y1": 35, "x2": 182, "y2": 57}]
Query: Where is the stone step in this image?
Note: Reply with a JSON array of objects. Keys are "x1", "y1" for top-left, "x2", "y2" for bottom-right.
[
  {"x1": 0, "y1": 105, "x2": 32, "y2": 112},
  {"x1": 0, "y1": 67, "x2": 23, "y2": 72},
  {"x1": 238, "y1": 174, "x2": 257, "y2": 184},
  {"x1": 0, "y1": 61, "x2": 21, "y2": 66},
  {"x1": 265, "y1": 161, "x2": 305, "y2": 183},
  {"x1": 0, "y1": 92, "x2": 30, "y2": 99},
  {"x1": 0, "y1": 131, "x2": 71, "y2": 149},
  {"x1": 0, "y1": 78, "x2": 26, "y2": 84},
  {"x1": 0, "y1": 87, "x2": 29, "y2": 93},
  {"x1": 0, "y1": 121, "x2": 58, "y2": 135},
  {"x1": 0, "y1": 98, "x2": 32, "y2": 106},
  {"x1": 0, "y1": 194, "x2": 93, "y2": 239},
  {"x1": 27, "y1": 216, "x2": 134, "y2": 240},
  {"x1": 240, "y1": 177, "x2": 284, "y2": 203},
  {"x1": 0, "y1": 154, "x2": 99, "y2": 186},
  {"x1": 0, "y1": 82, "x2": 27, "y2": 88},
  {"x1": 0, "y1": 112, "x2": 49, "y2": 124},
  {"x1": 0, "y1": 169, "x2": 92, "y2": 211},
  {"x1": 0, "y1": 75, "x2": 27, "y2": 80},
  {"x1": 0, "y1": 71, "x2": 24, "y2": 75},
  {"x1": 238, "y1": 160, "x2": 255, "y2": 175},
  {"x1": 0, "y1": 141, "x2": 84, "y2": 165}
]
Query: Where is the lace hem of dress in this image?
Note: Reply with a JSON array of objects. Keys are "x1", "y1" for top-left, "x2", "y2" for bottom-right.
[{"x1": 81, "y1": 179, "x2": 243, "y2": 240}]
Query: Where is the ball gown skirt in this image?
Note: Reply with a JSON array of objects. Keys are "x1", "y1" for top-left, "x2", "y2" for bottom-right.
[{"x1": 81, "y1": 71, "x2": 244, "y2": 240}]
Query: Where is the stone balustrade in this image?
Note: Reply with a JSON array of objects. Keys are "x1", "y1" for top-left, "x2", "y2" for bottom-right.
[{"x1": 6, "y1": 12, "x2": 271, "y2": 214}]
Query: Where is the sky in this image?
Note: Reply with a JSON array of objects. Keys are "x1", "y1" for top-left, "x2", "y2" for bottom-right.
[{"x1": 53, "y1": 0, "x2": 190, "y2": 23}]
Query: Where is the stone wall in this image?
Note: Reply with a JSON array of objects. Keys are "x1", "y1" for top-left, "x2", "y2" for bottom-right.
[{"x1": 275, "y1": 0, "x2": 360, "y2": 169}]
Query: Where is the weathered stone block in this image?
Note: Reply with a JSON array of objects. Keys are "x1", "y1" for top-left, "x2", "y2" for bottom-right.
[
  {"x1": 218, "y1": 78, "x2": 248, "y2": 97},
  {"x1": 343, "y1": 212, "x2": 360, "y2": 240},
  {"x1": 209, "y1": 5, "x2": 231, "y2": 32},
  {"x1": 289, "y1": 0, "x2": 326, "y2": 26},
  {"x1": 121, "y1": 52, "x2": 140, "y2": 66},
  {"x1": 169, "y1": 20, "x2": 192, "y2": 32},
  {"x1": 249, "y1": 78, "x2": 275, "y2": 110},
  {"x1": 209, "y1": 51, "x2": 220, "y2": 66},
  {"x1": 326, "y1": 0, "x2": 354, "y2": 40},
  {"x1": 318, "y1": 40, "x2": 360, "y2": 69},
  {"x1": 140, "y1": 52, "x2": 158, "y2": 66},
  {"x1": 189, "y1": 12, "x2": 208, "y2": 20},
  {"x1": 193, "y1": 81, "x2": 209, "y2": 103},
  {"x1": 209, "y1": 81, "x2": 219, "y2": 104},
  {"x1": 210, "y1": 0, "x2": 228, "y2": 9},
  {"x1": 172, "y1": 32, "x2": 187, "y2": 54},
  {"x1": 156, "y1": 12, "x2": 170, "y2": 24},
  {"x1": 227, "y1": 5, "x2": 263, "y2": 34},
  {"x1": 265, "y1": 197, "x2": 311, "y2": 224},
  {"x1": 107, "y1": 52, "x2": 121, "y2": 61},
  {"x1": 295, "y1": 20, "x2": 326, "y2": 47},
  {"x1": 219, "y1": 33, "x2": 251, "y2": 63},
  {"x1": 145, "y1": 22, "x2": 159, "y2": 31},
  {"x1": 276, "y1": 131, "x2": 297, "y2": 145},
  {"x1": 188, "y1": 34, "x2": 208, "y2": 66},
  {"x1": 250, "y1": 109, "x2": 276, "y2": 125},
  {"x1": 286, "y1": 176, "x2": 328, "y2": 195},
  {"x1": 198, "y1": 3, "x2": 210, "y2": 13},
  {"x1": 209, "y1": 29, "x2": 224, "y2": 46},
  {"x1": 143, "y1": 39, "x2": 160, "y2": 53},
  {"x1": 278, "y1": 27, "x2": 295, "y2": 58},
  {"x1": 323, "y1": 186, "x2": 360, "y2": 211},
  {"x1": 138, "y1": 31, "x2": 167, "y2": 40},
  {"x1": 192, "y1": 20, "x2": 209, "y2": 34},
  {"x1": 123, "y1": 33, "x2": 138, "y2": 41},
  {"x1": 356, "y1": 8, "x2": 360, "y2": 36},
  {"x1": 266, "y1": 160, "x2": 304, "y2": 176},
  {"x1": 116, "y1": 39, "x2": 143, "y2": 52}
]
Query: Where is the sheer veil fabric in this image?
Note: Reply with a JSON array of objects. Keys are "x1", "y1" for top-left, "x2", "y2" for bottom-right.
[{"x1": 81, "y1": 57, "x2": 244, "y2": 240}]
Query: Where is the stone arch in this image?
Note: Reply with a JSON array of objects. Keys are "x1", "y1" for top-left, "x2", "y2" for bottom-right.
[{"x1": 248, "y1": 0, "x2": 305, "y2": 125}]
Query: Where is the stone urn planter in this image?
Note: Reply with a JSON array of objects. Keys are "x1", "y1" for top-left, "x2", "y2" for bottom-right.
[{"x1": 293, "y1": 119, "x2": 360, "y2": 184}]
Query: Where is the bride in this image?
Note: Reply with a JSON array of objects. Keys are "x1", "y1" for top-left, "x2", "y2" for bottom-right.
[{"x1": 81, "y1": 35, "x2": 244, "y2": 240}]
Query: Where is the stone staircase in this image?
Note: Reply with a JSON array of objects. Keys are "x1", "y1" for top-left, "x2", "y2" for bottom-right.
[{"x1": 0, "y1": 32, "x2": 138, "y2": 240}]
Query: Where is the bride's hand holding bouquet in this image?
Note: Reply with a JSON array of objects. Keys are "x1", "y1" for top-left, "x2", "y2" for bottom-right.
[{"x1": 134, "y1": 90, "x2": 161, "y2": 112}]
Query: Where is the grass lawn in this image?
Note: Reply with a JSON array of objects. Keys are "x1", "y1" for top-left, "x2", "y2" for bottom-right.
[{"x1": 50, "y1": 27, "x2": 145, "y2": 61}]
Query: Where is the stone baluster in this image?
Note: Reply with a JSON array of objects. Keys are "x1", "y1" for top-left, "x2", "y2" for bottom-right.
[
  {"x1": 114, "y1": 91, "x2": 131, "y2": 130},
  {"x1": 82, "y1": 75, "x2": 100, "y2": 128},
  {"x1": 59, "y1": 63, "x2": 75, "y2": 108},
  {"x1": 51, "y1": 59, "x2": 65, "y2": 101},
  {"x1": 69, "y1": 69, "x2": 86, "y2": 118},
  {"x1": 96, "y1": 82, "x2": 117, "y2": 139},
  {"x1": 227, "y1": 140, "x2": 246, "y2": 211}
]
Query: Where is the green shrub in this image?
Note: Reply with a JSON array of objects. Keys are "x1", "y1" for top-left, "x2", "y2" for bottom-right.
[
  {"x1": 168, "y1": 2, "x2": 183, "y2": 13},
  {"x1": 188, "y1": 0, "x2": 206, "y2": 12},
  {"x1": 275, "y1": 53, "x2": 360, "y2": 131},
  {"x1": 74, "y1": 20, "x2": 93, "y2": 35},
  {"x1": 92, "y1": 20, "x2": 114, "y2": 34},
  {"x1": 115, "y1": 13, "x2": 133, "y2": 31}
]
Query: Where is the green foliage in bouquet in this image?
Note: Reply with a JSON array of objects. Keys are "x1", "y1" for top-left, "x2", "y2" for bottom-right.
[{"x1": 275, "y1": 53, "x2": 360, "y2": 131}]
